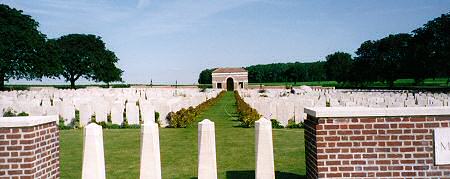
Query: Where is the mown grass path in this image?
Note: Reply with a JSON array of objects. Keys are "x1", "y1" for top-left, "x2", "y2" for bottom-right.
[{"x1": 60, "y1": 92, "x2": 305, "y2": 179}]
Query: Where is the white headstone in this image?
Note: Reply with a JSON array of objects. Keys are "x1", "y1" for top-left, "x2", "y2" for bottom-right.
[
  {"x1": 198, "y1": 119, "x2": 217, "y2": 179},
  {"x1": 111, "y1": 102, "x2": 124, "y2": 125},
  {"x1": 126, "y1": 102, "x2": 139, "y2": 125},
  {"x1": 82, "y1": 123, "x2": 106, "y2": 179},
  {"x1": 61, "y1": 102, "x2": 75, "y2": 126},
  {"x1": 255, "y1": 118, "x2": 275, "y2": 179},
  {"x1": 139, "y1": 122, "x2": 162, "y2": 179},
  {"x1": 94, "y1": 103, "x2": 108, "y2": 123},
  {"x1": 79, "y1": 104, "x2": 93, "y2": 126},
  {"x1": 141, "y1": 103, "x2": 155, "y2": 124}
]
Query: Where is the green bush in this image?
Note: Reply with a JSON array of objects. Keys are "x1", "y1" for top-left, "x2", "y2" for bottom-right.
[
  {"x1": 1, "y1": 109, "x2": 29, "y2": 117},
  {"x1": 2, "y1": 109, "x2": 17, "y2": 117},
  {"x1": 286, "y1": 120, "x2": 304, "y2": 129},
  {"x1": 127, "y1": 124, "x2": 141, "y2": 129},
  {"x1": 271, "y1": 119, "x2": 284, "y2": 129},
  {"x1": 108, "y1": 123, "x2": 121, "y2": 129},
  {"x1": 167, "y1": 91, "x2": 226, "y2": 128},
  {"x1": 167, "y1": 108, "x2": 196, "y2": 128},
  {"x1": 88, "y1": 120, "x2": 139, "y2": 129},
  {"x1": 155, "y1": 111, "x2": 161, "y2": 126},
  {"x1": 58, "y1": 117, "x2": 75, "y2": 130},
  {"x1": 17, "y1": 112, "x2": 29, "y2": 116},
  {"x1": 234, "y1": 91, "x2": 261, "y2": 127}
]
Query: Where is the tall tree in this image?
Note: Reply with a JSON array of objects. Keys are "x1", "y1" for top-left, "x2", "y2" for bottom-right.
[
  {"x1": 53, "y1": 34, "x2": 123, "y2": 88},
  {"x1": 324, "y1": 52, "x2": 353, "y2": 83},
  {"x1": 412, "y1": 12, "x2": 450, "y2": 84},
  {"x1": 92, "y1": 50, "x2": 123, "y2": 87},
  {"x1": 285, "y1": 62, "x2": 305, "y2": 84},
  {"x1": 353, "y1": 40, "x2": 379, "y2": 85},
  {"x1": 0, "y1": 4, "x2": 55, "y2": 90},
  {"x1": 197, "y1": 68, "x2": 215, "y2": 84},
  {"x1": 377, "y1": 34, "x2": 412, "y2": 87}
]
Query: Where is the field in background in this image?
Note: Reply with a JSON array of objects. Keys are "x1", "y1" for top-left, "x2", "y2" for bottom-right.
[{"x1": 59, "y1": 92, "x2": 306, "y2": 179}]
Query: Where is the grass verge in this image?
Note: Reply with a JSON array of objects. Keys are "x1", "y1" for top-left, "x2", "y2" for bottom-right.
[{"x1": 60, "y1": 92, "x2": 306, "y2": 178}]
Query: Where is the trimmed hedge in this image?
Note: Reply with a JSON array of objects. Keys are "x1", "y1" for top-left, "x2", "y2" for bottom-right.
[
  {"x1": 234, "y1": 91, "x2": 261, "y2": 127},
  {"x1": 167, "y1": 91, "x2": 226, "y2": 128}
]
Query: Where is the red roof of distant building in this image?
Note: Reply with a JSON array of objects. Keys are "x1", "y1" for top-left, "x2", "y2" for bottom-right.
[{"x1": 212, "y1": 67, "x2": 247, "y2": 73}]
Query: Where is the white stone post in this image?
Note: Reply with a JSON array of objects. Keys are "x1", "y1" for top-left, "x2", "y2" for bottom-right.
[
  {"x1": 82, "y1": 123, "x2": 106, "y2": 179},
  {"x1": 198, "y1": 119, "x2": 217, "y2": 179},
  {"x1": 255, "y1": 117, "x2": 275, "y2": 179},
  {"x1": 139, "y1": 122, "x2": 162, "y2": 179}
]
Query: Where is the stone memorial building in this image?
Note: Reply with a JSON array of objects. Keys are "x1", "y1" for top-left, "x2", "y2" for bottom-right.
[{"x1": 212, "y1": 67, "x2": 248, "y2": 91}]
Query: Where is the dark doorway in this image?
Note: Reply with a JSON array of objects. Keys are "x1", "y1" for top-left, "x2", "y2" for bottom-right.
[{"x1": 227, "y1": 78, "x2": 234, "y2": 91}]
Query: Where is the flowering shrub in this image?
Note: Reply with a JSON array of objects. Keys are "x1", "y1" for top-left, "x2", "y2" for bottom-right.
[
  {"x1": 234, "y1": 91, "x2": 261, "y2": 127},
  {"x1": 167, "y1": 91, "x2": 226, "y2": 128}
]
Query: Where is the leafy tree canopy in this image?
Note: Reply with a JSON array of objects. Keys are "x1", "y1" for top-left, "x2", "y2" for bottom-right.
[
  {"x1": 53, "y1": 34, "x2": 123, "y2": 88},
  {"x1": 324, "y1": 52, "x2": 352, "y2": 83},
  {"x1": 0, "y1": 4, "x2": 56, "y2": 89},
  {"x1": 198, "y1": 68, "x2": 216, "y2": 84}
]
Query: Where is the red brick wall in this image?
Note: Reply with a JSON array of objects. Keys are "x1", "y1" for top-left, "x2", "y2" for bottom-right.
[
  {"x1": 305, "y1": 115, "x2": 450, "y2": 178},
  {"x1": 0, "y1": 121, "x2": 60, "y2": 178}
]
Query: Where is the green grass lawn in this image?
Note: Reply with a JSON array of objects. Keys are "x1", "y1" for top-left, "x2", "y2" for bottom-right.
[{"x1": 60, "y1": 92, "x2": 306, "y2": 179}]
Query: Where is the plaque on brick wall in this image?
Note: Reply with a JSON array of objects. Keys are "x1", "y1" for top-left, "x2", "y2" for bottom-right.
[{"x1": 434, "y1": 128, "x2": 450, "y2": 165}]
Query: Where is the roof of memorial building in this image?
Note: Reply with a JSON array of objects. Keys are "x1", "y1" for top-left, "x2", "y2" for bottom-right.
[{"x1": 212, "y1": 67, "x2": 247, "y2": 73}]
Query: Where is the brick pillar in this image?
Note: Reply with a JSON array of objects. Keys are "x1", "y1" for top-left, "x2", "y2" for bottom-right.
[
  {"x1": 0, "y1": 116, "x2": 60, "y2": 178},
  {"x1": 304, "y1": 115, "x2": 319, "y2": 179},
  {"x1": 304, "y1": 107, "x2": 450, "y2": 178}
]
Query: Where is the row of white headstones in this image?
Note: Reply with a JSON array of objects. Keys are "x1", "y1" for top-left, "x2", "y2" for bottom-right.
[
  {"x1": 241, "y1": 89, "x2": 449, "y2": 108},
  {"x1": 240, "y1": 89, "x2": 450, "y2": 126},
  {"x1": 0, "y1": 88, "x2": 220, "y2": 127},
  {"x1": 82, "y1": 118, "x2": 275, "y2": 179}
]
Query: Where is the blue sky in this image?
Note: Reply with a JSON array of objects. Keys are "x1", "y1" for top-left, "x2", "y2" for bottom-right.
[{"x1": 2, "y1": 0, "x2": 450, "y2": 84}]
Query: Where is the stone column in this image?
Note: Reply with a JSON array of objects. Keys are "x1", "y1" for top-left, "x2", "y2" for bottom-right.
[
  {"x1": 140, "y1": 122, "x2": 161, "y2": 179},
  {"x1": 255, "y1": 117, "x2": 275, "y2": 179},
  {"x1": 82, "y1": 123, "x2": 106, "y2": 179},
  {"x1": 198, "y1": 119, "x2": 217, "y2": 179}
]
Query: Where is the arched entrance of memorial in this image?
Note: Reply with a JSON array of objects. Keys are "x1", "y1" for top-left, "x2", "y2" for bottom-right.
[{"x1": 226, "y1": 78, "x2": 234, "y2": 91}]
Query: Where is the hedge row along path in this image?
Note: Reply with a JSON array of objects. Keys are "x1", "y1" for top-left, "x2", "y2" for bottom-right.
[{"x1": 60, "y1": 91, "x2": 306, "y2": 178}]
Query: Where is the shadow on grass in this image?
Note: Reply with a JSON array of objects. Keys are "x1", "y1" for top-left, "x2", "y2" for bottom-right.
[{"x1": 226, "y1": 170, "x2": 306, "y2": 179}]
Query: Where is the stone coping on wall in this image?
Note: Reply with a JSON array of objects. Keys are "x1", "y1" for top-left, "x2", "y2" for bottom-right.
[
  {"x1": 304, "y1": 106, "x2": 450, "y2": 118},
  {"x1": 0, "y1": 115, "x2": 58, "y2": 127}
]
